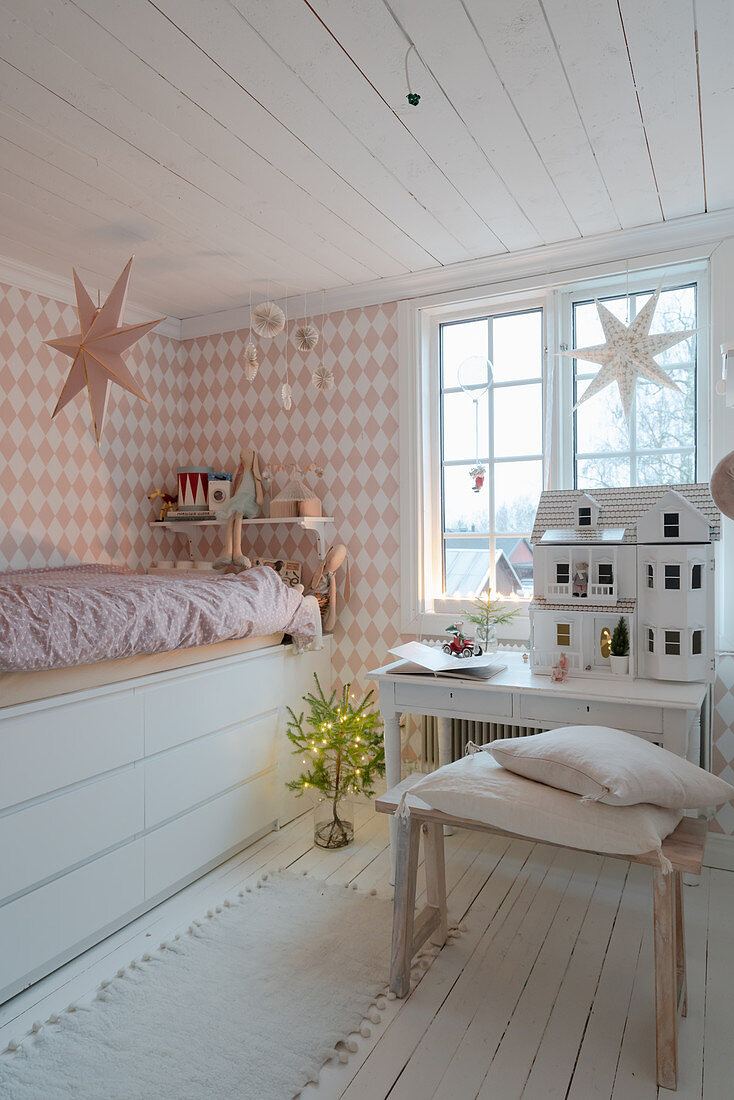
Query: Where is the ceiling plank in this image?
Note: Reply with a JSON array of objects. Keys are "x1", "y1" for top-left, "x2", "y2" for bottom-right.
[
  {"x1": 303, "y1": 0, "x2": 539, "y2": 252},
  {"x1": 694, "y1": 0, "x2": 734, "y2": 212},
  {"x1": 617, "y1": 0, "x2": 704, "y2": 221},
  {"x1": 386, "y1": 0, "x2": 582, "y2": 244},
  {"x1": 153, "y1": 0, "x2": 492, "y2": 263},
  {"x1": 460, "y1": 0, "x2": 621, "y2": 237},
  {"x1": 540, "y1": 0, "x2": 663, "y2": 229},
  {"x1": 30, "y1": 0, "x2": 417, "y2": 283}
]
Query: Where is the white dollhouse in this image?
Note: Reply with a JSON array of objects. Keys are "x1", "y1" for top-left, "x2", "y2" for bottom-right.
[{"x1": 529, "y1": 485, "x2": 720, "y2": 682}]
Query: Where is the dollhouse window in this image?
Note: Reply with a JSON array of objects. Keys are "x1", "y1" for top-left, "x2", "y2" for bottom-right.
[
  {"x1": 597, "y1": 562, "x2": 613, "y2": 586},
  {"x1": 556, "y1": 623, "x2": 572, "y2": 647},
  {"x1": 646, "y1": 563, "x2": 654, "y2": 588},
  {"x1": 578, "y1": 506, "x2": 592, "y2": 527},
  {"x1": 664, "y1": 630, "x2": 681, "y2": 655},
  {"x1": 556, "y1": 562, "x2": 570, "y2": 584},
  {"x1": 664, "y1": 565, "x2": 681, "y2": 590},
  {"x1": 663, "y1": 512, "x2": 680, "y2": 538},
  {"x1": 647, "y1": 628, "x2": 655, "y2": 653},
  {"x1": 692, "y1": 629, "x2": 703, "y2": 655},
  {"x1": 691, "y1": 563, "x2": 702, "y2": 589}
]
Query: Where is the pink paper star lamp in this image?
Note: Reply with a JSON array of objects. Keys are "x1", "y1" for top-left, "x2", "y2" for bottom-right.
[{"x1": 46, "y1": 256, "x2": 165, "y2": 444}]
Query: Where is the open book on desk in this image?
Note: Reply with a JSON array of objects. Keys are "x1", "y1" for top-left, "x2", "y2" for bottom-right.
[{"x1": 387, "y1": 641, "x2": 507, "y2": 681}]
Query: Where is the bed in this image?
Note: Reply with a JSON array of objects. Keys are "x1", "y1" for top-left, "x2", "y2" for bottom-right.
[{"x1": 0, "y1": 564, "x2": 331, "y2": 1003}]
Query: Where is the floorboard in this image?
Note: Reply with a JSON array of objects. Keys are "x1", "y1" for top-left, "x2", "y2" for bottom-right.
[{"x1": 0, "y1": 803, "x2": 731, "y2": 1099}]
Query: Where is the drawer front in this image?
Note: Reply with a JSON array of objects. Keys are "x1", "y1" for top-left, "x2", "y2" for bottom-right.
[
  {"x1": 143, "y1": 649, "x2": 283, "y2": 755},
  {"x1": 0, "y1": 839, "x2": 144, "y2": 1002},
  {"x1": 394, "y1": 682, "x2": 513, "y2": 719},
  {"x1": 0, "y1": 691, "x2": 144, "y2": 811},
  {"x1": 145, "y1": 770, "x2": 278, "y2": 899},
  {"x1": 0, "y1": 768, "x2": 144, "y2": 902},
  {"x1": 145, "y1": 712, "x2": 279, "y2": 828},
  {"x1": 517, "y1": 694, "x2": 663, "y2": 733}
]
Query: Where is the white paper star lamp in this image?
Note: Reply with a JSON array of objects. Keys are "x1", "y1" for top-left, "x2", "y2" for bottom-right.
[
  {"x1": 46, "y1": 256, "x2": 164, "y2": 444},
  {"x1": 560, "y1": 288, "x2": 696, "y2": 423}
]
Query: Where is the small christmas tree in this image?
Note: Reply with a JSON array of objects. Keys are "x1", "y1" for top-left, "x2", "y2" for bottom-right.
[
  {"x1": 286, "y1": 675, "x2": 384, "y2": 849},
  {"x1": 463, "y1": 588, "x2": 520, "y2": 650},
  {"x1": 610, "y1": 616, "x2": 630, "y2": 656}
]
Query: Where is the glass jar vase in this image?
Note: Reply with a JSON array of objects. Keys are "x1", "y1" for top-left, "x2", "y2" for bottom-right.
[{"x1": 313, "y1": 795, "x2": 354, "y2": 849}]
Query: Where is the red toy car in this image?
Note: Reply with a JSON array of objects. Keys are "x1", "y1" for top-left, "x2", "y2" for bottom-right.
[{"x1": 442, "y1": 624, "x2": 482, "y2": 658}]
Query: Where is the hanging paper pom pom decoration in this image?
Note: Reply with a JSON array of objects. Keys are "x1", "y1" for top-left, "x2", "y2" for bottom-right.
[
  {"x1": 243, "y1": 342, "x2": 259, "y2": 381},
  {"x1": 252, "y1": 301, "x2": 285, "y2": 338},
  {"x1": 312, "y1": 365, "x2": 335, "y2": 392},
  {"x1": 293, "y1": 323, "x2": 319, "y2": 352},
  {"x1": 281, "y1": 381, "x2": 293, "y2": 410}
]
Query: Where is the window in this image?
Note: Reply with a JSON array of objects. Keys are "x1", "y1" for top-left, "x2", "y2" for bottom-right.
[
  {"x1": 597, "y1": 563, "x2": 613, "y2": 586},
  {"x1": 568, "y1": 279, "x2": 700, "y2": 489},
  {"x1": 663, "y1": 512, "x2": 680, "y2": 538},
  {"x1": 556, "y1": 562, "x2": 570, "y2": 585},
  {"x1": 665, "y1": 630, "x2": 681, "y2": 656},
  {"x1": 440, "y1": 307, "x2": 543, "y2": 598},
  {"x1": 556, "y1": 623, "x2": 571, "y2": 647},
  {"x1": 647, "y1": 627, "x2": 655, "y2": 653},
  {"x1": 646, "y1": 563, "x2": 655, "y2": 589},
  {"x1": 664, "y1": 565, "x2": 681, "y2": 590},
  {"x1": 692, "y1": 629, "x2": 703, "y2": 655},
  {"x1": 691, "y1": 563, "x2": 702, "y2": 589},
  {"x1": 578, "y1": 506, "x2": 592, "y2": 526}
]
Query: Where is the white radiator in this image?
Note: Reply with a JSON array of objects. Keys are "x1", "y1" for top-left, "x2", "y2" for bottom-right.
[{"x1": 420, "y1": 715, "x2": 544, "y2": 768}]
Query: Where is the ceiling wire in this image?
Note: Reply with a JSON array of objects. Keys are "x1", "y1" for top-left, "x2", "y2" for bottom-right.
[
  {"x1": 615, "y1": 0, "x2": 665, "y2": 222},
  {"x1": 692, "y1": 0, "x2": 708, "y2": 212}
]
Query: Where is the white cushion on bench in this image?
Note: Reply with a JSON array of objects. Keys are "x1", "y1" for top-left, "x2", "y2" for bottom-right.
[
  {"x1": 406, "y1": 753, "x2": 682, "y2": 860},
  {"x1": 486, "y1": 725, "x2": 734, "y2": 809}
]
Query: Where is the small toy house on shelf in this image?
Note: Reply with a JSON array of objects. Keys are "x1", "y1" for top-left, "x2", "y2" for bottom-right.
[{"x1": 529, "y1": 484, "x2": 720, "y2": 682}]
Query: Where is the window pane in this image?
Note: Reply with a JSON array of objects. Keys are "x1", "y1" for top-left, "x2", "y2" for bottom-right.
[
  {"x1": 577, "y1": 455, "x2": 630, "y2": 489},
  {"x1": 636, "y1": 452, "x2": 694, "y2": 485},
  {"x1": 441, "y1": 319, "x2": 488, "y2": 390},
  {"x1": 573, "y1": 295, "x2": 630, "y2": 347},
  {"x1": 636, "y1": 367, "x2": 695, "y2": 451},
  {"x1": 492, "y1": 310, "x2": 542, "y2": 383},
  {"x1": 442, "y1": 390, "x2": 489, "y2": 461},
  {"x1": 494, "y1": 383, "x2": 542, "y2": 456},
  {"x1": 442, "y1": 465, "x2": 490, "y2": 533},
  {"x1": 494, "y1": 460, "x2": 542, "y2": 534},
  {"x1": 575, "y1": 378, "x2": 628, "y2": 454},
  {"x1": 649, "y1": 286, "x2": 696, "y2": 366},
  {"x1": 442, "y1": 538, "x2": 490, "y2": 598}
]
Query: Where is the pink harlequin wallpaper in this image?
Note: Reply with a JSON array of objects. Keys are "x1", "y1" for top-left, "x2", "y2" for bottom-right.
[{"x1": 178, "y1": 302, "x2": 406, "y2": 696}]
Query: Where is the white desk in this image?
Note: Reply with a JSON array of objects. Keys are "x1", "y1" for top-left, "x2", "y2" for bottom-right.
[{"x1": 370, "y1": 652, "x2": 709, "y2": 868}]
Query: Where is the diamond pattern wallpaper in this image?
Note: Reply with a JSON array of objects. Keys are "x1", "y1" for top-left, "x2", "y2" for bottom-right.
[{"x1": 1, "y1": 272, "x2": 733, "y2": 828}]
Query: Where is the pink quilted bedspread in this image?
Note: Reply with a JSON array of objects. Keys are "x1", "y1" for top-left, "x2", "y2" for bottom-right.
[{"x1": 0, "y1": 565, "x2": 316, "y2": 672}]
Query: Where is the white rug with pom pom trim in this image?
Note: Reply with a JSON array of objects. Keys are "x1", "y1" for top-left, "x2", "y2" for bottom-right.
[{"x1": 0, "y1": 872, "x2": 409, "y2": 1099}]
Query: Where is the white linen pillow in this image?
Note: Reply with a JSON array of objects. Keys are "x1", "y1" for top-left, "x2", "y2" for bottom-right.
[
  {"x1": 405, "y1": 753, "x2": 681, "y2": 864},
  {"x1": 486, "y1": 725, "x2": 734, "y2": 810}
]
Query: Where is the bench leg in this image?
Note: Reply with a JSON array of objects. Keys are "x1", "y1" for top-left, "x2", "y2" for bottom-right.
[
  {"x1": 436, "y1": 717, "x2": 454, "y2": 836},
  {"x1": 674, "y1": 872, "x2": 687, "y2": 1018},
  {"x1": 423, "y1": 822, "x2": 448, "y2": 947},
  {"x1": 653, "y1": 868, "x2": 678, "y2": 1091},
  {"x1": 389, "y1": 814, "x2": 421, "y2": 998}
]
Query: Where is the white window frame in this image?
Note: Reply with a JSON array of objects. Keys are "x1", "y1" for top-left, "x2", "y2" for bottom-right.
[
  {"x1": 557, "y1": 263, "x2": 709, "y2": 491},
  {"x1": 556, "y1": 622, "x2": 573, "y2": 648}
]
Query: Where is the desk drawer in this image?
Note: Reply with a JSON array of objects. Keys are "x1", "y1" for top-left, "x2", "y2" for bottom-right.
[
  {"x1": 394, "y1": 682, "x2": 513, "y2": 719},
  {"x1": 517, "y1": 694, "x2": 663, "y2": 734}
]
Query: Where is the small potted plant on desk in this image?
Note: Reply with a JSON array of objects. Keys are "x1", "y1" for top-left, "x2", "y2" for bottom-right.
[
  {"x1": 609, "y1": 616, "x2": 630, "y2": 675},
  {"x1": 463, "y1": 588, "x2": 520, "y2": 653},
  {"x1": 286, "y1": 675, "x2": 384, "y2": 849}
]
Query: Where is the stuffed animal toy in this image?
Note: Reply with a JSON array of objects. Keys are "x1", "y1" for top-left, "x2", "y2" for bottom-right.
[
  {"x1": 305, "y1": 543, "x2": 350, "y2": 631},
  {"x1": 214, "y1": 447, "x2": 263, "y2": 570},
  {"x1": 711, "y1": 450, "x2": 734, "y2": 520},
  {"x1": 148, "y1": 488, "x2": 177, "y2": 522}
]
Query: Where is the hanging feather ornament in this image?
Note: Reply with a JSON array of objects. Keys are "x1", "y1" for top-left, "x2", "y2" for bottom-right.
[
  {"x1": 312, "y1": 365, "x2": 335, "y2": 391},
  {"x1": 243, "y1": 342, "x2": 259, "y2": 381},
  {"x1": 281, "y1": 382, "x2": 293, "y2": 410},
  {"x1": 293, "y1": 323, "x2": 319, "y2": 351},
  {"x1": 252, "y1": 300, "x2": 285, "y2": 338}
]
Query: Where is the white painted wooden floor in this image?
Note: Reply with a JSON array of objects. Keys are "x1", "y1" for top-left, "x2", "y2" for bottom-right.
[{"x1": 1, "y1": 803, "x2": 732, "y2": 1099}]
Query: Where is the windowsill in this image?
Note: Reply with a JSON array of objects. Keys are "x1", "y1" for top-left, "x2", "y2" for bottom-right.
[{"x1": 413, "y1": 599, "x2": 532, "y2": 644}]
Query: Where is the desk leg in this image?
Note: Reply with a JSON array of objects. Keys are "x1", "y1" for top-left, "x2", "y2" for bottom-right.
[
  {"x1": 437, "y1": 716, "x2": 454, "y2": 837},
  {"x1": 382, "y1": 705, "x2": 403, "y2": 886}
]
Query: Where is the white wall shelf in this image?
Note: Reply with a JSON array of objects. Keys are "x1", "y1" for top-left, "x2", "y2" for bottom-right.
[{"x1": 150, "y1": 516, "x2": 335, "y2": 558}]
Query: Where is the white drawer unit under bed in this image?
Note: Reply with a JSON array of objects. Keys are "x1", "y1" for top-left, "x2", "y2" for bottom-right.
[{"x1": 0, "y1": 636, "x2": 332, "y2": 1003}]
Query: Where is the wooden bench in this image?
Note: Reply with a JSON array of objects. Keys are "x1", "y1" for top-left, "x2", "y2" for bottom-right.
[{"x1": 375, "y1": 782, "x2": 707, "y2": 1092}]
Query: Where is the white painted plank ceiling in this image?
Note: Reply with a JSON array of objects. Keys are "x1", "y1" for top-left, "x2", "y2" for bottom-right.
[{"x1": 0, "y1": 0, "x2": 730, "y2": 319}]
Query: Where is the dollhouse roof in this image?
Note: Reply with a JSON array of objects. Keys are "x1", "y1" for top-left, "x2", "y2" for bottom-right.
[
  {"x1": 531, "y1": 596, "x2": 637, "y2": 613},
  {"x1": 531, "y1": 484, "x2": 720, "y2": 544}
]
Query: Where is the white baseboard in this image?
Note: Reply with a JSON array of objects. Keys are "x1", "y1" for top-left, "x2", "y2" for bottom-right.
[{"x1": 704, "y1": 832, "x2": 734, "y2": 872}]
